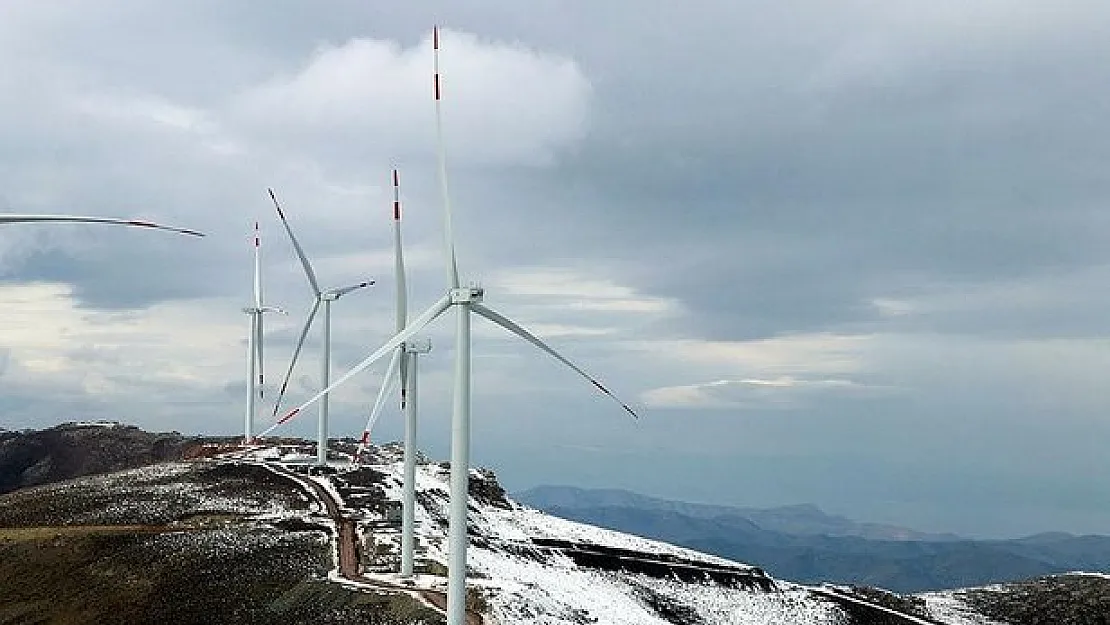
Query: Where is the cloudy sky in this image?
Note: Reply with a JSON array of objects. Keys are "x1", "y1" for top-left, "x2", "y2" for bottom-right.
[{"x1": 3, "y1": 1, "x2": 1110, "y2": 538}]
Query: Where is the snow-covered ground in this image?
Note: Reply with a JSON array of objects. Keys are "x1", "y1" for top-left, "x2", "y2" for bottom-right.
[
  {"x1": 918, "y1": 591, "x2": 1006, "y2": 625},
  {"x1": 0, "y1": 461, "x2": 315, "y2": 526},
  {"x1": 469, "y1": 546, "x2": 847, "y2": 625},
  {"x1": 296, "y1": 456, "x2": 851, "y2": 625},
  {"x1": 195, "y1": 446, "x2": 1106, "y2": 625}
]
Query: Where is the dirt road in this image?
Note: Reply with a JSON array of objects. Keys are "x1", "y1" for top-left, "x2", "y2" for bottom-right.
[{"x1": 265, "y1": 463, "x2": 484, "y2": 625}]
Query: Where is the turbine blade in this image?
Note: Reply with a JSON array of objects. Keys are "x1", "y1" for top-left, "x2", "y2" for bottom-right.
[
  {"x1": 271, "y1": 298, "x2": 321, "y2": 418},
  {"x1": 360, "y1": 347, "x2": 403, "y2": 449},
  {"x1": 433, "y1": 26, "x2": 461, "y2": 288},
  {"x1": 399, "y1": 350, "x2": 409, "y2": 410},
  {"x1": 255, "y1": 309, "x2": 265, "y2": 399},
  {"x1": 471, "y1": 303, "x2": 639, "y2": 419},
  {"x1": 267, "y1": 188, "x2": 322, "y2": 296},
  {"x1": 0, "y1": 214, "x2": 204, "y2": 236},
  {"x1": 328, "y1": 281, "x2": 374, "y2": 299},
  {"x1": 247, "y1": 313, "x2": 257, "y2": 412},
  {"x1": 392, "y1": 168, "x2": 408, "y2": 332},
  {"x1": 253, "y1": 221, "x2": 262, "y2": 308},
  {"x1": 260, "y1": 294, "x2": 453, "y2": 436},
  {"x1": 392, "y1": 168, "x2": 410, "y2": 407}
]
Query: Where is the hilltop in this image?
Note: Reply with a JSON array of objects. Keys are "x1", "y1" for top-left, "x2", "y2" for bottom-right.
[
  {"x1": 1, "y1": 424, "x2": 1109, "y2": 623},
  {"x1": 0, "y1": 421, "x2": 211, "y2": 494}
]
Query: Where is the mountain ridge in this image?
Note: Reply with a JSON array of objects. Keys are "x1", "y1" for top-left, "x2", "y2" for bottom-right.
[
  {"x1": 515, "y1": 484, "x2": 962, "y2": 541},
  {"x1": 516, "y1": 485, "x2": 1110, "y2": 592}
]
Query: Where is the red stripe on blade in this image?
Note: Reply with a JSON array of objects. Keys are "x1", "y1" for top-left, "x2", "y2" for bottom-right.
[
  {"x1": 277, "y1": 408, "x2": 300, "y2": 424},
  {"x1": 268, "y1": 188, "x2": 287, "y2": 218}
]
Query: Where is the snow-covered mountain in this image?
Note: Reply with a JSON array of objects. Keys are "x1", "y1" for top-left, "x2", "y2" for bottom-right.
[
  {"x1": 214, "y1": 443, "x2": 1109, "y2": 624},
  {"x1": 1, "y1": 437, "x2": 1106, "y2": 624}
]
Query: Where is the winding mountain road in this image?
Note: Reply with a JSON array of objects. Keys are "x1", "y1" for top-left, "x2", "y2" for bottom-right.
[{"x1": 264, "y1": 463, "x2": 484, "y2": 625}]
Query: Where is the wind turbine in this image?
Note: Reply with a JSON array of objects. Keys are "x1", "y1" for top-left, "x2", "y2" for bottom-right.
[
  {"x1": 356, "y1": 168, "x2": 431, "y2": 578},
  {"x1": 242, "y1": 221, "x2": 285, "y2": 444},
  {"x1": 267, "y1": 189, "x2": 374, "y2": 465},
  {"x1": 262, "y1": 27, "x2": 638, "y2": 624}
]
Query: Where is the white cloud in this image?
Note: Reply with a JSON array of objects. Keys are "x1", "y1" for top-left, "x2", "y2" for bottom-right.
[
  {"x1": 229, "y1": 29, "x2": 591, "y2": 168},
  {"x1": 632, "y1": 332, "x2": 892, "y2": 410},
  {"x1": 515, "y1": 323, "x2": 616, "y2": 338},
  {"x1": 641, "y1": 376, "x2": 876, "y2": 409},
  {"x1": 0, "y1": 283, "x2": 240, "y2": 393},
  {"x1": 75, "y1": 93, "x2": 214, "y2": 134},
  {"x1": 871, "y1": 298, "x2": 914, "y2": 317},
  {"x1": 641, "y1": 333, "x2": 873, "y2": 376},
  {"x1": 492, "y1": 267, "x2": 680, "y2": 316}
]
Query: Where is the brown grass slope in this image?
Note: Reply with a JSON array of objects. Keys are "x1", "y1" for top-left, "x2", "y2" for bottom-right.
[{"x1": 0, "y1": 460, "x2": 441, "y2": 625}]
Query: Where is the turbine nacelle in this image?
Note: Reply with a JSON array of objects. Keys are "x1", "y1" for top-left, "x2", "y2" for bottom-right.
[
  {"x1": 242, "y1": 306, "x2": 286, "y2": 315},
  {"x1": 321, "y1": 281, "x2": 374, "y2": 302},
  {"x1": 403, "y1": 337, "x2": 432, "y2": 354},
  {"x1": 449, "y1": 286, "x2": 484, "y2": 304}
]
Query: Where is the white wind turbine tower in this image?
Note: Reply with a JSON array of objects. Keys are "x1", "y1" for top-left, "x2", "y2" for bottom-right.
[
  {"x1": 356, "y1": 168, "x2": 430, "y2": 578},
  {"x1": 267, "y1": 189, "x2": 374, "y2": 465},
  {"x1": 262, "y1": 27, "x2": 638, "y2": 624},
  {"x1": 242, "y1": 221, "x2": 285, "y2": 444}
]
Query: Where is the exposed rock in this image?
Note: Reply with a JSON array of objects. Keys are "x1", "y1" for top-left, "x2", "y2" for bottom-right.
[{"x1": 468, "y1": 468, "x2": 510, "y2": 510}]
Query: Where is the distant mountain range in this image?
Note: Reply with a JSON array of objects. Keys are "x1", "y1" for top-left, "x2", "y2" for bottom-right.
[
  {"x1": 516, "y1": 485, "x2": 962, "y2": 541},
  {"x1": 515, "y1": 485, "x2": 1110, "y2": 592}
]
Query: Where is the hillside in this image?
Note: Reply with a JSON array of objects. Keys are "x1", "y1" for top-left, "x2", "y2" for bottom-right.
[
  {"x1": 517, "y1": 485, "x2": 1110, "y2": 592},
  {"x1": 0, "y1": 422, "x2": 204, "y2": 494},
  {"x1": 3, "y1": 437, "x2": 1109, "y2": 623}
]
